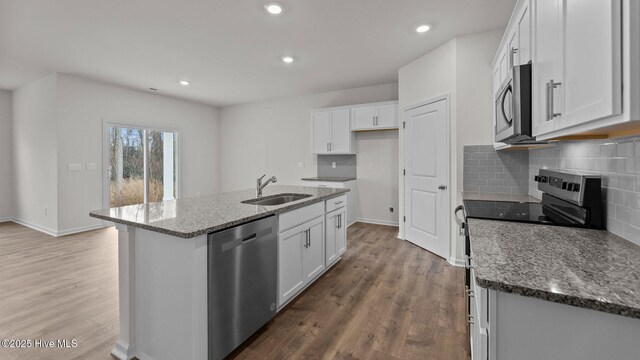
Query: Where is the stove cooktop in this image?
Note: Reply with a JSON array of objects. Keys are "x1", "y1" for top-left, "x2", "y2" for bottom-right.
[{"x1": 462, "y1": 200, "x2": 581, "y2": 227}]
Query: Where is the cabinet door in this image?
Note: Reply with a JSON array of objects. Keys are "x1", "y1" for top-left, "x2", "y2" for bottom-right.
[
  {"x1": 336, "y1": 209, "x2": 347, "y2": 256},
  {"x1": 492, "y1": 64, "x2": 502, "y2": 98},
  {"x1": 558, "y1": 0, "x2": 622, "y2": 129},
  {"x1": 303, "y1": 217, "x2": 325, "y2": 282},
  {"x1": 352, "y1": 106, "x2": 377, "y2": 130},
  {"x1": 532, "y1": 0, "x2": 563, "y2": 137},
  {"x1": 325, "y1": 211, "x2": 338, "y2": 265},
  {"x1": 517, "y1": 3, "x2": 531, "y2": 65},
  {"x1": 330, "y1": 109, "x2": 351, "y2": 153},
  {"x1": 506, "y1": 30, "x2": 518, "y2": 70},
  {"x1": 277, "y1": 225, "x2": 306, "y2": 306},
  {"x1": 498, "y1": 48, "x2": 509, "y2": 86},
  {"x1": 376, "y1": 104, "x2": 399, "y2": 128},
  {"x1": 312, "y1": 111, "x2": 332, "y2": 154}
]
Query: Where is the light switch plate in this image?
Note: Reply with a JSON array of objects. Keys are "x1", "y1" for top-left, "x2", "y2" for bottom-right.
[
  {"x1": 86, "y1": 163, "x2": 97, "y2": 171},
  {"x1": 68, "y1": 163, "x2": 82, "y2": 172},
  {"x1": 332, "y1": 162, "x2": 336, "y2": 169},
  {"x1": 368, "y1": 162, "x2": 374, "y2": 170},
  {"x1": 298, "y1": 162, "x2": 305, "y2": 168}
]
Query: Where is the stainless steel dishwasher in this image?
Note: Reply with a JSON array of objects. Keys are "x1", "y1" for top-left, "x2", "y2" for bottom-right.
[{"x1": 208, "y1": 215, "x2": 277, "y2": 360}]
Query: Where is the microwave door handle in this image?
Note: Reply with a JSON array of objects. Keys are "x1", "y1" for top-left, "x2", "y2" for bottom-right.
[{"x1": 501, "y1": 85, "x2": 513, "y2": 125}]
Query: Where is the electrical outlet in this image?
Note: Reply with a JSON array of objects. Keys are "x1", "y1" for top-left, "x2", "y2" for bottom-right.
[
  {"x1": 369, "y1": 162, "x2": 374, "y2": 170},
  {"x1": 298, "y1": 162, "x2": 305, "y2": 168},
  {"x1": 389, "y1": 207, "x2": 394, "y2": 213},
  {"x1": 332, "y1": 162, "x2": 336, "y2": 169}
]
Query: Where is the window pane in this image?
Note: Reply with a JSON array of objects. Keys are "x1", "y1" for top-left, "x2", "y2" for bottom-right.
[
  {"x1": 109, "y1": 127, "x2": 145, "y2": 207},
  {"x1": 148, "y1": 131, "x2": 176, "y2": 202}
]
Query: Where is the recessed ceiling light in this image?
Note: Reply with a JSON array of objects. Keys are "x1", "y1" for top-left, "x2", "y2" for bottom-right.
[
  {"x1": 179, "y1": 80, "x2": 191, "y2": 86},
  {"x1": 416, "y1": 24, "x2": 431, "y2": 33},
  {"x1": 265, "y1": 3, "x2": 283, "y2": 15},
  {"x1": 281, "y1": 56, "x2": 294, "y2": 63}
]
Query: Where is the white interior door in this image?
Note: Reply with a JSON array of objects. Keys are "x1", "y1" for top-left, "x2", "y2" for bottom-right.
[{"x1": 404, "y1": 98, "x2": 449, "y2": 259}]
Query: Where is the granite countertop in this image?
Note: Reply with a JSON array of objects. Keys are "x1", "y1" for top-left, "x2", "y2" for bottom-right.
[
  {"x1": 301, "y1": 176, "x2": 357, "y2": 182},
  {"x1": 468, "y1": 218, "x2": 640, "y2": 318},
  {"x1": 90, "y1": 185, "x2": 349, "y2": 239},
  {"x1": 461, "y1": 191, "x2": 540, "y2": 203}
]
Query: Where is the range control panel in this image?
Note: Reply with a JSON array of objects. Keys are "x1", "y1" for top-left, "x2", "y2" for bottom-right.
[{"x1": 534, "y1": 169, "x2": 600, "y2": 206}]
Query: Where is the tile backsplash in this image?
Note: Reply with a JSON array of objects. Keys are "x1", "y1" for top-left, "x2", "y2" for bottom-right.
[
  {"x1": 317, "y1": 154, "x2": 357, "y2": 178},
  {"x1": 463, "y1": 145, "x2": 529, "y2": 194},
  {"x1": 529, "y1": 136, "x2": 640, "y2": 244}
]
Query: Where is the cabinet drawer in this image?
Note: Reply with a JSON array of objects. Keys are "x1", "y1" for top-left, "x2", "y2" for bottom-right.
[
  {"x1": 278, "y1": 202, "x2": 324, "y2": 233},
  {"x1": 325, "y1": 195, "x2": 347, "y2": 213}
]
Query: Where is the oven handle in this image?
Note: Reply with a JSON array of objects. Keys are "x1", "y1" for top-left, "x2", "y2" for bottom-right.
[
  {"x1": 454, "y1": 205, "x2": 467, "y2": 236},
  {"x1": 501, "y1": 84, "x2": 513, "y2": 126}
]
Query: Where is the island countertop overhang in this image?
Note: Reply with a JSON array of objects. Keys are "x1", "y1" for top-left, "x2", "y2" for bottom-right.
[{"x1": 90, "y1": 185, "x2": 349, "y2": 238}]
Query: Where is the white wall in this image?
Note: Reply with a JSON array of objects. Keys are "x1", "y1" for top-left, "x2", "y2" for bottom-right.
[
  {"x1": 398, "y1": 29, "x2": 503, "y2": 262},
  {"x1": 0, "y1": 90, "x2": 13, "y2": 220},
  {"x1": 12, "y1": 74, "x2": 59, "y2": 233},
  {"x1": 54, "y1": 74, "x2": 221, "y2": 233},
  {"x1": 218, "y1": 83, "x2": 399, "y2": 224},
  {"x1": 10, "y1": 73, "x2": 220, "y2": 235},
  {"x1": 398, "y1": 38, "x2": 457, "y2": 254}
]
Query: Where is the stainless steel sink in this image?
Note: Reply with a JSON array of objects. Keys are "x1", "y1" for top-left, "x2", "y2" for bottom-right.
[{"x1": 241, "y1": 193, "x2": 312, "y2": 206}]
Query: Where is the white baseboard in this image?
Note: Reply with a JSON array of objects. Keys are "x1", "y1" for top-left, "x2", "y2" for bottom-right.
[
  {"x1": 0, "y1": 217, "x2": 12, "y2": 223},
  {"x1": 10, "y1": 218, "x2": 110, "y2": 237},
  {"x1": 448, "y1": 257, "x2": 465, "y2": 267},
  {"x1": 397, "y1": 232, "x2": 405, "y2": 240},
  {"x1": 56, "y1": 223, "x2": 110, "y2": 236},
  {"x1": 11, "y1": 218, "x2": 58, "y2": 237},
  {"x1": 355, "y1": 217, "x2": 399, "y2": 227}
]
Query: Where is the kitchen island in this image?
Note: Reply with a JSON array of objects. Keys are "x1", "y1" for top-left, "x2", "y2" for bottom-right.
[{"x1": 90, "y1": 185, "x2": 349, "y2": 360}]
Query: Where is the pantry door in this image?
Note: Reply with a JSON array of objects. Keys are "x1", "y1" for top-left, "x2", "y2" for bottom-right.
[{"x1": 403, "y1": 97, "x2": 450, "y2": 259}]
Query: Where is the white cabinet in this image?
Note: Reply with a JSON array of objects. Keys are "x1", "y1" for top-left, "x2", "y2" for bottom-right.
[
  {"x1": 351, "y1": 101, "x2": 399, "y2": 131},
  {"x1": 325, "y1": 206, "x2": 346, "y2": 266},
  {"x1": 277, "y1": 215, "x2": 325, "y2": 307},
  {"x1": 532, "y1": 0, "x2": 624, "y2": 139},
  {"x1": 557, "y1": 0, "x2": 622, "y2": 129},
  {"x1": 311, "y1": 108, "x2": 355, "y2": 154},
  {"x1": 532, "y1": 0, "x2": 563, "y2": 136},
  {"x1": 301, "y1": 181, "x2": 356, "y2": 226}
]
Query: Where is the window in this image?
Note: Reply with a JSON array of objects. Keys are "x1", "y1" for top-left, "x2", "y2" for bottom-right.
[{"x1": 105, "y1": 124, "x2": 178, "y2": 207}]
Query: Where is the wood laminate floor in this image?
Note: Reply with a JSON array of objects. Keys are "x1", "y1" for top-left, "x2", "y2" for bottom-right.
[{"x1": 0, "y1": 221, "x2": 468, "y2": 360}]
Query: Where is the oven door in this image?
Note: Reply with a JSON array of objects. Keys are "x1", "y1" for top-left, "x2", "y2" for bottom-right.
[{"x1": 495, "y1": 77, "x2": 515, "y2": 142}]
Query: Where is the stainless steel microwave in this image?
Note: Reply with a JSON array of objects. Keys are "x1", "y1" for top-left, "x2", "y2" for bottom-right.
[{"x1": 495, "y1": 63, "x2": 533, "y2": 144}]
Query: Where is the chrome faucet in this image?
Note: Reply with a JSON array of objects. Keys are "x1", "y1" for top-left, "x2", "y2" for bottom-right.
[{"x1": 256, "y1": 174, "x2": 277, "y2": 197}]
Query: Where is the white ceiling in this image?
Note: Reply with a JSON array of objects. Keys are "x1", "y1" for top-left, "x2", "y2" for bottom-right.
[{"x1": 0, "y1": 0, "x2": 516, "y2": 107}]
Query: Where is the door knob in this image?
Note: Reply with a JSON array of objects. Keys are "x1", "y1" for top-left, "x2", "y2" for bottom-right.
[{"x1": 437, "y1": 185, "x2": 447, "y2": 190}]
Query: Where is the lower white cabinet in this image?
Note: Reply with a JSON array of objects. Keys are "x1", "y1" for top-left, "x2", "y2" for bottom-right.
[
  {"x1": 301, "y1": 180, "x2": 356, "y2": 226},
  {"x1": 277, "y1": 215, "x2": 325, "y2": 307},
  {"x1": 325, "y1": 207, "x2": 346, "y2": 266},
  {"x1": 469, "y1": 260, "x2": 640, "y2": 360}
]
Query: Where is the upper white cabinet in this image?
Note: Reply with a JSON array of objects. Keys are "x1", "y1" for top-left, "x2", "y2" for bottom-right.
[
  {"x1": 351, "y1": 101, "x2": 399, "y2": 131},
  {"x1": 311, "y1": 108, "x2": 355, "y2": 154},
  {"x1": 532, "y1": 0, "x2": 563, "y2": 136},
  {"x1": 533, "y1": 0, "x2": 623, "y2": 138},
  {"x1": 494, "y1": 0, "x2": 639, "y2": 142}
]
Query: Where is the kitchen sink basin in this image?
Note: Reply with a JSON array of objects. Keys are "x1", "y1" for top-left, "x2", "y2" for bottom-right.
[{"x1": 241, "y1": 193, "x2": 312, "y2": 206}]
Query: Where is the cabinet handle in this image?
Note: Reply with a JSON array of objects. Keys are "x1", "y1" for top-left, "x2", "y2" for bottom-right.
[
  {"x1": 510, "y1": 47, "x2": 518, "y2": 67},
  {"x1": 547, "y1": 79, "x2": 562, "y2": 120},
  {"x1": 329, "y1": 142, "x2": 332, "y2": 151},
  {"x1": 334, "y1": 201, "x2": 343, "y2": 205},
  {"x1": 326, "y1": 142, "x2": 329, "y2": 151}
]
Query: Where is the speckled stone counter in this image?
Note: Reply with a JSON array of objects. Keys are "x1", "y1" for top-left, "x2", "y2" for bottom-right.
[
  {"x1": 301, "y1": 176, "x2": 357, "y2": 182},
  {"x1": 90, "y1": 185, "x2": 348, "y2": 238},
  {"x1": 467, "y1": 218, "x2": 640, "y2": 318},
  {"x1": 461, "y1": 191, "x2": 540, "y2": 203}
]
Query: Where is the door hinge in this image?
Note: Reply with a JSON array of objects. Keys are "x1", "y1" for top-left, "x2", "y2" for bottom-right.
[
  {"x1": 403, "y1": 121, "x2": 406, "y2": 129},
  {"x1": 403, "y1": 216, "x2": 406, "y2": 222}
]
